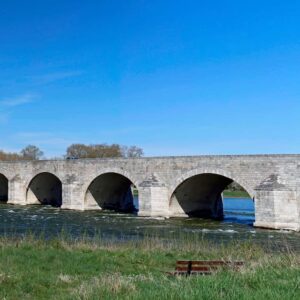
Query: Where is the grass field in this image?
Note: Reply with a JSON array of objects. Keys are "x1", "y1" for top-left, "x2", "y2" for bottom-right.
[
  {"x1": 223, "y1": 190, "x2": 251, "y2": 198},
  {"x1": 0, "y1": 235, "x2": 299, "y2": 299}
]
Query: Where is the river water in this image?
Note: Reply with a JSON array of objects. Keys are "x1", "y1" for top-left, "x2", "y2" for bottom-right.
[{"x1": 0, "y1": 198, "x2": 299, "y2": 251}]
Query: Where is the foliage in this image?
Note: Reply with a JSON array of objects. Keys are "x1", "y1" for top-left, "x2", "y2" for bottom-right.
[
  {"x1": 20, "y1": 145, "x2": 44, "y2": 160},
  {"x1": 223, "y1": 190, "x2": 251, "y2": 198},
  {"x1": 0, "y1": 145, "x2": 44, "y2": 161},
  {"x1": 66, "y1": 143, "x2": 144, "y2": 159},
  {"x1": 122, "y1": 145, "x2": 144, "y2": 158},
  {"x1": 0, "y1": 150, "x2": 26, "y2": 161},
  {"x1": 226, "y1": 182, "x2": 246, "y2": 192},
  {"x1": 224, "y1": 182, "x2": 250, "y2": 198},
  {"x1": 0, "y1": 143, "x2": 144, "y2": 161}
]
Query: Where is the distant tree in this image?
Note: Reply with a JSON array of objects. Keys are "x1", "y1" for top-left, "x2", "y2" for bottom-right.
[
  {"x1": 20, "y1": 145, "x2": 44, "y2": 160},
  {"x1": 66, "y1": 143, "x2": 123, "y2": 159},
  {"x1": 123, "y1": 145, "x2": 144, "y2": 158},
  {"x1": 0, "y1": 150, "x2": 25, "y2": 161},
  {"x1": 225, "y1": 182, "x2": 246, "y2": 192},
  {"x1": 91, "y1": 144, "x2": 123, "y2": 158},
  {"x1": 66, "y1": 143, "x2": 144, "y2": 159},
  {"x1": 66, "y1": 144, "x2": 89, "y2": 159}
]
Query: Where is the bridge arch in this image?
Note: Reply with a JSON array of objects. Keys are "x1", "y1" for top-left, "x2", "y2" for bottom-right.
[
  {"x1": 0, "y1": 174, "x2": 8, "y2": 203},
  {"x1": 84, "y1": 171, "x2": 139, "y2": 213},
  {"x1": 26, "y1": 172, "x2": 62, "y2": 207},
  {"x1": 169, "y1": 168, "x2": 254, "y2": 219}
]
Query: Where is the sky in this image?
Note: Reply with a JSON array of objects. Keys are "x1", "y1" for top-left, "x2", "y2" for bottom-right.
[{"x1": 1, "y1": 0, "x2": 300, "y2": 157}]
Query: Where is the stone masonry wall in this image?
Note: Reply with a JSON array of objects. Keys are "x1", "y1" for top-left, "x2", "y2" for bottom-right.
[{"x1": 0, "y1": 155, "x2": 299, "y2": 230}]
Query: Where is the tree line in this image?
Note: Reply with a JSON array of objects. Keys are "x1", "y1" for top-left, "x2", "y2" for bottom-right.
[
  {"x1": 225, "y1": 181, "x2": 246, "y2": 193},
  {"x1": 0, "y1": 144, "x2": 144, "y2": 161},
  {"x1": 0, "y1": 145, "x2": 44, "y2": 161}
]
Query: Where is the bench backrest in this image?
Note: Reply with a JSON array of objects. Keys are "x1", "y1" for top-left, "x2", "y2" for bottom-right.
[{"x1": 176, "y1": 260, "x2": 244, "y2": 273}]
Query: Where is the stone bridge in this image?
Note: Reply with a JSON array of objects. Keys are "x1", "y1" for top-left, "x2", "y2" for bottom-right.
[{"x1": 0, "y1": 155, "x2": 299, "y2": 231}]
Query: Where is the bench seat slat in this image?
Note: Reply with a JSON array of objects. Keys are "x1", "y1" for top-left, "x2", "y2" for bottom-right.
[
  {"x1": 176, "y1": 260, "x2": 244, "y2": 266},
  {"x1": 168, "y1": 260, "x2": 244, "y2": 276}
]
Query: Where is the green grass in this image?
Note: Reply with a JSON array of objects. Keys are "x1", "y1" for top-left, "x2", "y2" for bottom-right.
[
  {"x1": 0, "y1": 235, "x2": 299, "y2": 299},
  {"x1": 132, "y1": 188, "x2": 139, "y2": 197},
  {"x1": 223, "y1": 190, "x2": 251, "y2": 198}
]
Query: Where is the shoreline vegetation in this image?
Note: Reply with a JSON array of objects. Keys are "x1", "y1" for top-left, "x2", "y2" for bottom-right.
[
  {"x1": 0, "y1": 234, "x2": 299, "y2": 299},
  {"x1": 223, "y1": 190, "x2": 251, "y2": 198},
  {"x1": 223, "y1": 182, "x2": 251, "y2": 198}
]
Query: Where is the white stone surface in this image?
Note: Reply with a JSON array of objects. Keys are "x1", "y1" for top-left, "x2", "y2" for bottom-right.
[{"x1": 0, "y1": 154, "x2": 299, "y2": 231}]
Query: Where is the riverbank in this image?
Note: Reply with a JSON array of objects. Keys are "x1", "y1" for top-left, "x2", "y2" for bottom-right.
[
  {"x1": 223, "y1": 190, "x2": 251, "y2": 198},
  {"x1": 0, "y1": 235, "x2": 299, "y2": 299}
]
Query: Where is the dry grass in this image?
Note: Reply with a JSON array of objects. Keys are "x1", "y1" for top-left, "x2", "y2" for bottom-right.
[
  {"x1": 0, "y1": 234, "x2": 299, "y2": 299},
  {"x1": 73, "y1": 273, "x2": 139, "y2": 299}
]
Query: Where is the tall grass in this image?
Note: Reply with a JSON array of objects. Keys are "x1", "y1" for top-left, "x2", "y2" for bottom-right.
[{"x1": 0, "y1": 233, "x2": 299, "y2": 299}]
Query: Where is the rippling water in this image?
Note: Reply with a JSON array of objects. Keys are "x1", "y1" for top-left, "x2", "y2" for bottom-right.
[{"x1": 0, "y1": 197, "x2": 299, "y2": 252}]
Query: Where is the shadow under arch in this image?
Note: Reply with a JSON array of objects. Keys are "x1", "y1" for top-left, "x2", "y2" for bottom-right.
[
  {"x1": 170, "y1": 171, "x2": 253, "y2": 220},
  {"x1": 26, "y1": 172, "x2": 62, "y2": 207},
  {"x1": 84, "y1": 172, "x2": 138, "y2": 213},
  {"x1": 0, "y1": 174, "x2": 8, "y2": 203}
]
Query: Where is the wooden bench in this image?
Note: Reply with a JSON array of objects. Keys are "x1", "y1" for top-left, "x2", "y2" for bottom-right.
[{"x1": 168, "y1": 260, "x2": 244, "y2": 276}]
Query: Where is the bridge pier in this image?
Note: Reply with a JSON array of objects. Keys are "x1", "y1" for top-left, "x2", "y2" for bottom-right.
[
  {"x1": 7, "y1": 176, "x2": 26, "y2": 205},
  {"x1": 254, "y1": 190, "x2": 300, "y2": 231},
  {"x1": 61, "y1": 177, "x2": 85, "y2": 210},
  {"x1": 138, "y1": 186, "x2": 169, "y2": 217},
  {"x1": 253, "y1": 174, "x2": 300, "y2": 231},
  {"x1": 137, "y1": 174, "x2": 169, "y2": 217}
]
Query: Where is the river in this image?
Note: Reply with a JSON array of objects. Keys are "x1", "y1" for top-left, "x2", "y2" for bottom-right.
[{"x1": 0, "y1": 197, "x2": 299, "y2": 251}]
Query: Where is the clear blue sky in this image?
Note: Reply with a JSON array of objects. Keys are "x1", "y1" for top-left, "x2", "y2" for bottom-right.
[{"x1": 1, "y1": 0, "x2": 300, "y2": 157}]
